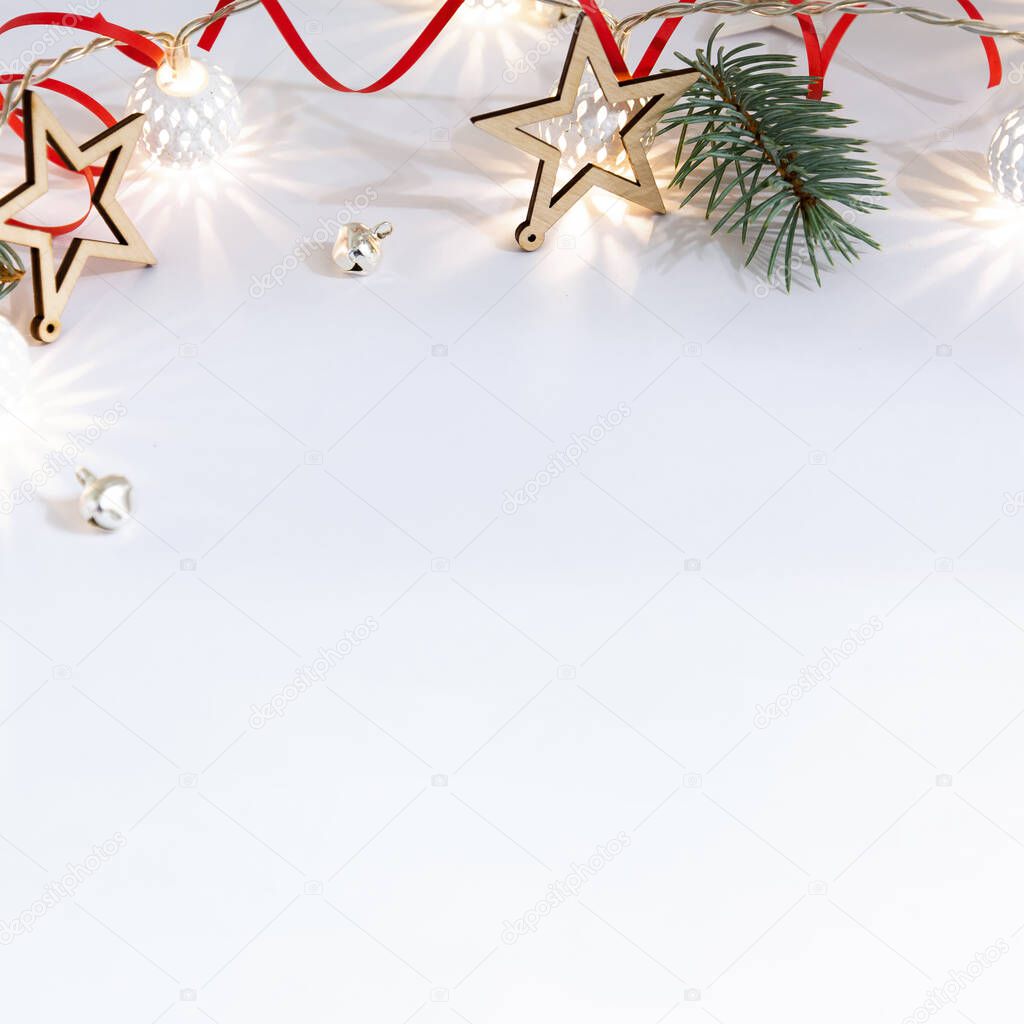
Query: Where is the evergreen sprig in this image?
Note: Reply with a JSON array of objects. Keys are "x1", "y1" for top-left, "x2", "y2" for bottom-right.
[{"x1": 661, "y1": 27, "x2": 885, "y2": 290}]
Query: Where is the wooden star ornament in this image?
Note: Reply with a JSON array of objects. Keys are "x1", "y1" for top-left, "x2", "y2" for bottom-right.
[
  {"x1": 472, "y1": 15, "x2": 699, "y2": 251},
  {"x1": 0, "y1": 90, "x2": 155, "y2": 343}
]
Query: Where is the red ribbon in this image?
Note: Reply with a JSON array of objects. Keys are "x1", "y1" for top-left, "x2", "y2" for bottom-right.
[
  {"x1": 579, "y1": 0, "x2": 631, "y2": 77},
  {"x1": 807, "y1": 0, "x2": 1000, "y2": 97},
  {"x1": 198, "y1": 0, "x2": 472, "y2": 92},
  {"x1": 633, "y1": 1, "x2": 695, "y2": 78},
  {"x1": 197, "y1": 0, "x2": 645, "y2": 88}
]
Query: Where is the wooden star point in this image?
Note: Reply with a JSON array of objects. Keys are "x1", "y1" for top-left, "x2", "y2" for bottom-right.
[
  {"x1": 0, "y1": 90, "x2": 155, "y2": 342},
  {"x1": 472, "y1": 16, "x2": 698, "y2": 250}
]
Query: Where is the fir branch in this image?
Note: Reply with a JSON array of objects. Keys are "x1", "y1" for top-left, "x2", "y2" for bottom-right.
[{"x1": 661, "y1": 26, "x2": 885, "y2": 290}]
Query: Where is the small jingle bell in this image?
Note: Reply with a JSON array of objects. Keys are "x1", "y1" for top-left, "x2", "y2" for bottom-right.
[
  {"x1": 76, "y1": 468, "x2": 133, "y2": 531},
  {"x1": 333, "y1": 221, "x2": 393, "y2": 274}
]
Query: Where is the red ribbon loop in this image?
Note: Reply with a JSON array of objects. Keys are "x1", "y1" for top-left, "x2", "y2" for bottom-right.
[
  {"x1": 198, "y1": 0, "x2": 633, "y2": 90},
  {"x1": 199, "y1": 0, "x2": 469, "y2": 92}
]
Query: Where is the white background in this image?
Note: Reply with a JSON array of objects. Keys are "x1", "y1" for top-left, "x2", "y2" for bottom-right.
[{"x1": 2, "y1": 0, "x2": 1024, "y2": 1021}]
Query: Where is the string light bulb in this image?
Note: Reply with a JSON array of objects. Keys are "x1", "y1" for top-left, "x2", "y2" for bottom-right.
[
  {"x1": 125, "y1": 51, "x2": 242, "y2": 168},
  {"x1": 536, "y1": 66, "x2": 653, "y2": 186},
  {"x1": 988, "y1": 108, "x2": 1024, "y2": 205}
]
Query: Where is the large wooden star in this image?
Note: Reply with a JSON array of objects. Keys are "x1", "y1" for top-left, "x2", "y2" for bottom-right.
[
  {"x1": 0, "y1": 90, "x2": 155, "y2": 342},
  {"x1": 472, "y1": 15, "x2": 698, "y2": 251}
]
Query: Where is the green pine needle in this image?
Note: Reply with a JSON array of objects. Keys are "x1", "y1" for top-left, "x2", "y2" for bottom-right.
[{"x1": 661, "y1": 26, "x2": 886, "y2": 291}]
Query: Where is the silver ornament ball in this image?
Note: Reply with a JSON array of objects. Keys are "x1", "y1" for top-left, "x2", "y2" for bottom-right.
[
  {"x1": 333, "y1": 222, "x2": 394, "y2": 274},
  {"x1": 76, "y1": 468, "x2": 133, "y2": 531},
  {"x1": 988, "y1": 108, "x2": 1024, "y2": 205}
]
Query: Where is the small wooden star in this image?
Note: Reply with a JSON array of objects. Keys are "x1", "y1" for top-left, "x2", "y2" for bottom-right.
[
  {"x1": 0, "y1": 90, "x2": 155, "y2": 342},
  {"x1": 472, "y1": 15, "x2": 698, "y2": 251}
]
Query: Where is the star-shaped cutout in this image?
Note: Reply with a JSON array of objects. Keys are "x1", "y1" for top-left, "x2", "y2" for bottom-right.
[
  {"x1": 0, "y1": 90, "x2": 155, "y2": 342},
  {"x1": 472, "y1": 15, "x2": 698, "y2": 250}
]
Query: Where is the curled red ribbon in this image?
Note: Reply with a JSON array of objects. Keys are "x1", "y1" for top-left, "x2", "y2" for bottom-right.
[
  {"x1": 199, "y1": 0, "x2": 471, "y2": 91},
  {"x1": 198, "y1": 0, "x2": 638, "y2": 85}
]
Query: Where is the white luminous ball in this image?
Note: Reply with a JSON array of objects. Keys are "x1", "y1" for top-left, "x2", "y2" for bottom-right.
[
  {"x1": 988, "y1": 108, "x2": 1024, "y2": 204},
  {"x1": 0, "y1": 314, "x2": 31, "y2": 409},
  {"x1": 537, "y1": 67, "x2": 652, "y2": 179},
  {"x1": 126, "y1": 58, "x2": 242, "y2": 168}
]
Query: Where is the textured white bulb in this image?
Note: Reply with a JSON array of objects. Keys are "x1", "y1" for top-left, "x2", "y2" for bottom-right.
[
  {"x1": 537, "y1": 67, "x2": 651, "y2": 186},
  {"x1": 0, "y1": 314, "x2": 30, "y2": 409},
  {"x1": 126, "y1": 59, "x2": 242, "y2": 168},
  {"x1": 988, "y1": 109, "x2": 1024, "y2": 205}
]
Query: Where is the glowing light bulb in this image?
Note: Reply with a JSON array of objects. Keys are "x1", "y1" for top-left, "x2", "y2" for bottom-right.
[
  {"x1": 536, "y1": 66, "x2": 653, "y2": 186},
  {"x1": 0, "y1": 315, "x2": 30, "y2": 410},
  {"x1": 125, "y1": 57, "x2": 242, "y2": 168},
  {"x1": 988, "y1": 109, "x2": 1024, "y2": 205}
]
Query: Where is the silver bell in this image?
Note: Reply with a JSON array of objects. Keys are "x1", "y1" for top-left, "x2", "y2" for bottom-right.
[
  {"x1": 76, "y1": 468, "x2": 133, "y2": 531},
  {"x1": 332, "y1": 221, "x2": 393, "y2": 274}
]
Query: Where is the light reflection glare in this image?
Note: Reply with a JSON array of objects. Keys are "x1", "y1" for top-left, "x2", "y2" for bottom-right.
[
  {"x1": 121, "y1": 101, "x2": 319, "y2": 285},
  {"x1": 886, "y1": 148, "x2": 1024, "y2": 312},
  {"x1": 0, "y1": 334, "x2": 129, "y2": 530}
]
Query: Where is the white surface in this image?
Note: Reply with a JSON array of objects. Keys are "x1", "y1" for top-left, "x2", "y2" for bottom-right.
[{"x1": 2, "y1": 1, "x2": 1024, "y2": 1022}]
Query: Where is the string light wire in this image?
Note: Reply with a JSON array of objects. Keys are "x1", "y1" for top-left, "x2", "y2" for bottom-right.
[{"x1": 615, "y1": 0, "x2": 1024, "y2": 46}]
